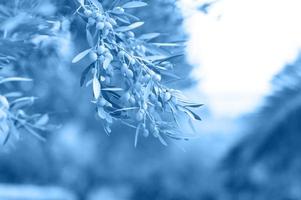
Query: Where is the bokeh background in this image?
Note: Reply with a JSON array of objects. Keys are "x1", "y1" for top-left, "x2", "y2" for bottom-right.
[{"x1": 1, "y1": 0, "x2": 301, "y2": 199}]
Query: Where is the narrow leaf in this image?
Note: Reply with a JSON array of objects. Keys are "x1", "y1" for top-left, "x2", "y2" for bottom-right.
[
  {"x1": 104, "y1": 123, "x2": 112, "y2": 135},
  {"x1": 97, "y1": 107, "x2": 106, "y2": 119},
  {"x1": 139, "y1": 33, "x2": 160, "y2": 40},
  {"x1": 103, "y1": 57, "x2": 111, "y2": 69},
  {"x1": 157, "y1": 133, "x2": 168, "y2": 146},
  {"x1": 156, "y1": 54, "x2": 184, "y2": 64},
  {"x1": 110, "y1": 107, "x2": 139, "y2": 114},
  {"x1": 122, "y1": 1, "x2": 148, "y2": 9},
  {"x1": 35, "y1": 114, "x2": 49, "y2": 126},
  {"x1": 23, "y1": 125, "x2": 46, "y2": 142},
  {"x1": 152, "y1": 42, "x2": 184, "y2": 47},
  {"x1": 10, "y1": 97, "x2": 36, "y2": 109},
  {"x1": 184, "y1": 108, "x2": 202, "y2": 121},
  {"x1": 86, "y1": 29, "x2": 94, "y2": 47},
  {"x1": 93, "y1": 76, "x2": 101, "y2": 99},
  {"x1": 78, "y1": 0, "x2": 84, "y2": 6},
  {"x1": 184, "y1": 103, "x2": 204, "y2": 108},
  {"x1": 122, "y1": 12, "x2": 140, "y2": 21},
  {"x1": 80, "y1": 64, "x2": 93, "y2": 87},
  {"x1": 134, "y1": 123, "x2": 142, "y2": 147},
  {"x1": 90, "y1": 0, "x2": 104, "y2": 12},
  {"x1": 72, "y1": 48, "x2": 91, "y2": 63},
  {"x1": 115, "y1": 21, "x2": 144, "y2": 32},
  {"x1": 0, "y1": 77, "x2": 32, "y2": 84},
  {"x1": 101, "y1": 87, "x2": 123, "y2": 91}
]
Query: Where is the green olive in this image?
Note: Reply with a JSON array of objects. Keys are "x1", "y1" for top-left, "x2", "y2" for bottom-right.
[
  {"x1": 136, "y1": 111, "x2": 144, "y2": 121},
  {"x1": 154, "y1": 74, "x2": 161, "y2": 81},
  {"x1": 89, "y1": 52, "x2": 98, "y2": 61},
  {"x1": 84, "y1": 10, "x2": 92, "y2": 17},
  {"x1": 127, "y1": 31, "x2": 135, "y2": 38},
  {"x1": 129, "y1": 96, "x2": 136, "y2": 105},
  {"x1": 88, "y1": 17, "x2": 96, "y2": 25},
  {"x1": 105, "y1": 22, "x2": 113, "y2": 29},
  {"x1": 130, "y1": 58, "x2": 136, "y2": 65},
  {"x1": 96, "y1": 22, "x2": 105, "y2": 30},
  {"x1": 118, "y1": 51, "x2": 125, "y2": 59},
  {"x1": 113, "y1": 7, "x2": 124, "y2": 14},
  {"x1": 126, "y1": 69, "x2": 134, "y2": 78},
  {"x1": 105, "y1": 53, "x2": 113, "y2": 60},
  {"x1": 97, "y1": 46, "x2": 106, "y2": 54},
  {"x1": 108, "y1": 18, "x2": 117, "y2": 26},
  {"x1": 143, "y1": 129, "x2": 149, "y2": 137}
]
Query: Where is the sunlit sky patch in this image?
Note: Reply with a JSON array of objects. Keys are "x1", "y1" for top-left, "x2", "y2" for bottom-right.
[{"x1": 180, "y1": 0, "x2": 301, "y2": 118}]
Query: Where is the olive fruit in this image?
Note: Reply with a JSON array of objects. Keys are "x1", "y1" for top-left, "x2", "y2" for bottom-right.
[
  {"x1": 96, "y1": 22, "x2": 105, "y2": 30},
  {"x1": 89, "y1": 51, "x2": 98, "y2": 61}
]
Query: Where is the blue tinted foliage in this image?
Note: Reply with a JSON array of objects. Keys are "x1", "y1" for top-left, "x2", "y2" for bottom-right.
[
  {"x1": 72, "y1": 0, "x2": 202, "y2": 145},
  {"x1": 0, "y1": 0, "x2": 204, "y2": 199},
  {"x1": 0, "y1": 0, "x2": 300, "y2": 200},
  {"x1": 0, "y1": 0, "x2": 202, "y2": 146}
]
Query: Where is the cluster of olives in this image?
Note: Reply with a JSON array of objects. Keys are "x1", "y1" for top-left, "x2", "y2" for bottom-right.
[
  {"x1": 84, "y1": 7, "x2": 117, "y2": 38},
  {"x1": 78, "y1": 1, "x2": 189, "y2": 141}
]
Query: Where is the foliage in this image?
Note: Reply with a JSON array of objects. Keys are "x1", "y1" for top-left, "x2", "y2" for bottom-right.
[
  {"x1": 0, "y1": 0, "x2": 206, "y2": 199},
  {"x1": 0, "y1": 0, "x2": 202, "y2": 146},
  {"x1": 0, "y1": 78, "x2": 48, "y2": 144},
  {"x1": 219, "y1": 54, "x2": 301, "y2": 200},
  {"x1": 73, "y1": 0, "x2": 202, "y2": 145},
  {"x1": 0, "y1": 0, "x2": 66, "y2": 144}
]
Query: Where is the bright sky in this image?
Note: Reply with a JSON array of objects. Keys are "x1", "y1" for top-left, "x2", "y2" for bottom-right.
[{"x1": 180, "y1": 0, "x2": 301, "y2": 118}]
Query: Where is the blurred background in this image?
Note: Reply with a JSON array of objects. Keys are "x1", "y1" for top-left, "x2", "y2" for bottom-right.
[{"x1": 1, "y1": 0, "x2": 301, "y2": 199}]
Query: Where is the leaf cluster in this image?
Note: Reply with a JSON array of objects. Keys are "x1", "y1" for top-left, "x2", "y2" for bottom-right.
[
  {"x1": 0, "y1": 78, "x2": 49, "y2": 144},
  {"x1": 73, "y1": 0, "x2": 203, "y2": 146},
  {"x1": 0, "y1": 0, "x2": 64, "y2": 144}
]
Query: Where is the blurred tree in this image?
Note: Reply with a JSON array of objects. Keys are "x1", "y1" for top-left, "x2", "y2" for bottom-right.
[
  {"x1": 0, "y1": 0, "x2": 70, "y2": 145},
  {"x1": 221, "y1": 53, "x2": 301, "y2": 200}
]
